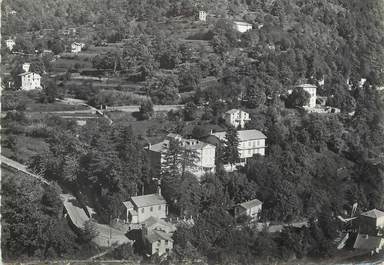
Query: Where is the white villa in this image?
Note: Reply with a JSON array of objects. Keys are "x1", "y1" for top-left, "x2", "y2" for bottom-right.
[
  {"x1": 234, "y1": 198, "x2": 263, "y2": 221},
  {"x1": 206, "y1": 129, "x2": 267, "y2": 169},
  {"x1": 233, "y1": 21, "x2": 252, "y2": 33},
  {"x1": 19, "y1": 72, "x2": 41, "y2": 91},
  {"x1": 6, "y1": 39, "x2": 15, "y2": 51},
  {"x1": 147, "y1": 133, "x2": 216, "y2": 179},
  {"x1": 199, "y1": 11, "x2": 207, "y2": 21},
  {"x1": 122, "y1": 193, "x2": 168, "y2": 224},
  {"x1": 71, "y1": 42, "x2": 85, "y2": 53},
  {"x1": 224, "y1": 109, "x2": 250, "y2": 128}
]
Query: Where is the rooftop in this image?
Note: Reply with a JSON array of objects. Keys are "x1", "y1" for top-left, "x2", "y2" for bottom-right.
[
  {"x1": 226, "y1": 109, "x2": 248, "y2": 114},
  {"x1": 212, "y1": 129, "x2": 267, "y2": 142},
  {"x1": 149, "y1": 134, "x2": 214, "y2": 153},
  {"x1": 353, "y1": 233, "x2": 384, "y2": 250},
  {"x1": 234, "y1": 21, "x2": 252, "y2": 26},
  {"x1": 361, "y1": 209, "x2": 384, "y2": 219},
  {"x1": 18, "y1": 72, "x2": 40, "y2": 77},
  {"x1": 238, "y1": 198, "x2": 263, "y2": 210},
  {"x1": 296, "y1": 83, "x2": 316, "y2": 89},
  {"x1": 129, "y1": 193, "x2": 166, "y2": 208},
  {"x1": 145, "y1": 230, "x2": 173, "y2": 243}
]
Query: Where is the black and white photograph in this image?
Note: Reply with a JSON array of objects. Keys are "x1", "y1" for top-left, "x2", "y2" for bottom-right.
[{"x1": 1, "y1": 0, "x2": 384, "y2": 264}]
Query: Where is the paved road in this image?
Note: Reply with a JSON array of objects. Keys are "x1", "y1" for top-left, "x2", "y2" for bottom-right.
[
  {"x1": 105, "y1": 104, "x2": 184, "y2": 112},
  {"x1": 1, "y1": 155, "x2": 52, "y2": 186}
]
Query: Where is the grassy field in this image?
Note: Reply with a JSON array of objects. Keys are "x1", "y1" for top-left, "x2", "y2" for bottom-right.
[
  {"x1": 26, "y1": 102, "x2": 90, "y2": 112},
  {"x1": 2, "y1": 135, "x2": 49, "y2": 164}
]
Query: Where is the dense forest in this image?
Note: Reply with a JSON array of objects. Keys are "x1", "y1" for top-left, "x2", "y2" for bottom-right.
[{"x1": 1, "y1": 0, "x2": 384, "y2": 264}]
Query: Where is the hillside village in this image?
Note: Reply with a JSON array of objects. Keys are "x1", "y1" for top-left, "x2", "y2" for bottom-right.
[{"x1": 1, "y1": 0, "x2": 384, "y2": 264}]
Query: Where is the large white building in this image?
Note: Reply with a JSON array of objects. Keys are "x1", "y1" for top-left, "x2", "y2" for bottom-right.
[
  {"x1": 19, "y1": 72, "x2": 41, "y2": 91},
  {"x1": 206, "y1": 129, "x2": 267, "y2": 166},
  {"x1": 147, "y1": 133, "x2": 216, "y2": 179},
  {"x1": 6, "y1": 39, "x2": 15, "y2": 51},
  {"x1": 224, "y1": 109, "x2": 250, "y2": 128},
  {"x1": 233, "y1": 21, "x2": 252, "y2": 33}
]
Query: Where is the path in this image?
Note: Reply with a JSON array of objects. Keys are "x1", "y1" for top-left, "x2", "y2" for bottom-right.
[
  {"x1": 55, "y1": 98, "x2": 113, "y2": 125},
  {"x1": 105, "y1": 104, "x2": 184, "y2": 113},
  {"x1": 1, "y1": 155, "x2": 52, "y2": 186}
]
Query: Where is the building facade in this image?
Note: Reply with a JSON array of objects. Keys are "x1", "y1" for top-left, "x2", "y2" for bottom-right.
[
  {"x1": 207, "y1": 129, "x2": 267, "y2": 164},
  {"x1": 233, "y1": 21, "x2": 252, "y2": 33},
  {"x1": 71, "y1": 42, "x2": 85, "y2": 53},
  {"x1": 224, "y1": 109, "x2": 250, "y2": 128},
  {"x1": 22, "y1": 63, "x2": 30, "y2": 72},
  {"x1": 353, "y1": 209, "x2": 384, "y2": 253},
  {"x1": 19, "y1": 72, "x2": 41, "y2": 91},
  {"x1": 141, "y1": 216, "x2": 176, "y2": 256},
  {"x1": 147, "y1": 134, "x2": 216, "y2": 179},
  {"x1": 122, "y1": 193, "x2": 168, "y2": 224},
  {"x1": 6, "y1": 39, "x2": 15, "y2": 51},
  {"x1": 199, "y1": 11, "x2": 207, "y2": 21},
  {"x1": 296, "y1": 84, "x2": 317, "y2": 108},
  {"x1": 359, "y1": 209, "x2": 384, "y2": 235},
  {"x1": 234, "y1": 198, "x2": 263, "y2": 221}
]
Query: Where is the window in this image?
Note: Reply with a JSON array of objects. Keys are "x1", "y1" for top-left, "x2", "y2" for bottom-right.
[
  {"x1": 155, "y1": 248, "x2": 159, "y2": 253},
  {"x1": 166, "y1": 248, "x2": 170, "y2": 253},
  {"x1": 248, "y1": 141, "x2": 251, "y2": 146},
  {"x1": 165, "y1": 240, "x2": 168, "y2": 245},
  {"x1": 141, "y1": 208, "x2": 144, "y2": 213},
  {"x1": 150, "y1": 207, "x2": 153, "y2": 212},
  {"x1": 158, "y1": 205, "x2": 161, "y2": 210},
  {"x1": 157, "y1": 241, "x2": 161, "y2": 247}
]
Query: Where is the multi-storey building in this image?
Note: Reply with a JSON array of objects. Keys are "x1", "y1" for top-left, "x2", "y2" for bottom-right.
[
  {"x1": 141, "y1": 216, "x2": 176, "y2": 256},
  {"x1": 224, "y1": 109, "x2": 250, "y2": 128},
  {"x1": 6, "y1": 39, "x2": 15, "y2": 51},
  {"x1": 19, "y1": 72, "x2": 41, "y2": 91},
  {"x1": 199, "y1": 11, "x2": 207, "y2": 21},
  {"x1": 207, "y1": 129, "x2": 267, "y2": 164},
  {"x1": 147, "y1": 133, "x2": 216, "y2": 179},
  {"x1": 122, "y1": 193, "x2": 168, "y2": 224},
  {"x1": 234, "y1": 198, "x2": 263, "y2": 221}
]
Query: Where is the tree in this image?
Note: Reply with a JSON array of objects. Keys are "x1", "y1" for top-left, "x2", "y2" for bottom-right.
[
  {"x1": 183, "y1": 102, "x2": 198, "y2": 121},
  {"x1": 285, "y1": 87, "x2": 311, "y2": 108},
  {"x1": 245, "y1": 83, "x2": 266, "y2": 108},
  {"x1": 222, "y1": 126, "x2": 240, "y2": 166},
  {"x1": 147, "y1": 75, "x2": 179, "y2": 104},
  {"x1": 79, "y1": 219, "x2": 99, "y2": 243},
  {"x1": 191, "y1": 125, "x2": 210, "y2": 139},
  {"x1": 39, "y1": 80, "x2": 59, "y2": 103},
  {"x1": 138, "y1": 100, "x2": 154, "y2": 120}
]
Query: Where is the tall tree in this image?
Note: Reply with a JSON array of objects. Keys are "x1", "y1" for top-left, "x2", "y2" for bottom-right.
[{"x1": 222, "y1": 126, "x2": 240, "y2": 166}]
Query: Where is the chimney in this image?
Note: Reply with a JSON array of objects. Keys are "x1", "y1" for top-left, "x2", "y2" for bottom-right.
[{"x1": 210, "y1": 129, "x2": 213, "y2": 135}]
